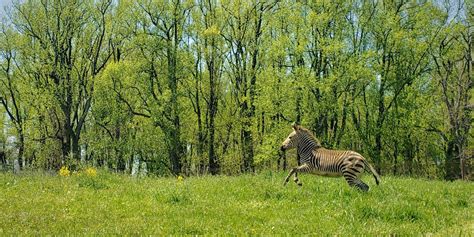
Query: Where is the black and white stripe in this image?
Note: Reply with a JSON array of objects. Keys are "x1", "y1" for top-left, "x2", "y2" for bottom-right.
[{"x1": 280, "y1": 124, "x2": 380, "y2": 191}]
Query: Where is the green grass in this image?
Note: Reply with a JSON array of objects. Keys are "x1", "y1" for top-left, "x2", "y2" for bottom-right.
[{"x1": 0, "y1": 171, "x2": 472, "y2": 235}]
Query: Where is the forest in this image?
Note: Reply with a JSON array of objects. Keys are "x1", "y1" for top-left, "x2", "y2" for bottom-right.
[{"x1": 0, "y1": 0, "x2": 472, "y2": 180}]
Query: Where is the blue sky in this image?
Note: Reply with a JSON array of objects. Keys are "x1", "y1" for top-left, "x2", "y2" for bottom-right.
[{"x1": 0, "y1": 0, "x2": 11, "y2": 15}]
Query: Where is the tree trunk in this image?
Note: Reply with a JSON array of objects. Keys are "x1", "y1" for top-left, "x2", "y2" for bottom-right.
[
  {"x1": 335, "y1": 96, "x2": 348, "y2": 147},
  {"x1": 374, "y1": 133, "x2": 383, "y2": 175},
  {"x1": 168, "y1": 126, "x2": 183, "y2": 175},
  {"x1": 404, "y1": 135, "x2": 414, "y2": 175},
  {"x1": 208, "y1": 51, "x2": 219, "y2": 175},
  {"x1": 72, "y1": 134, "x2": 80, "y2": 163},
  {"x1": 445, "y1": 139, "x2": 462, "y2": 180},
  {"x1": 193, "y1": 40, "x2": 205, "y2": 174},
  {"x1": 241, "y1": 105, "x2": 255, "y2": 172},
  {"x1": 61, "y1": 115, "x2": 72, "y2": 167},
  {"x1": 374, "y1": 78, "x2": 386, "y2": 175},
  {"x1": 197, "y1": 112, "x2": 205, "y2": 174},
  {"x1": 17, "y1": 129, "x2": 24, "y2": 169},
  {"x1": 208, "y1": 117, "x2": 218, "y2": 174},
  {"x1": 278, "y1": 150, "x2": 287, "y2": 171},
  {"x1": 393, "y1": 140, "x2": 398, "y2": 175},
  {"x1": 115, "y1": 126, "x2": 126, "y2": 172},
  {"x1": 167, "y1": 25, "x2": 184, "y2": 175}
]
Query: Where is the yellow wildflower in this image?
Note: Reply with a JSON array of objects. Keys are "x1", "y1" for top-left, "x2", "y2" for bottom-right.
[
  {"x1": 59, "y1": 166, "x2": 70, "y2": 177},
  {"x1": 177, "y1": 175, "x2": 184, "y2": 182},
  {"x1": 85, "y1": 167, "x2": 97, "y2": 177}
]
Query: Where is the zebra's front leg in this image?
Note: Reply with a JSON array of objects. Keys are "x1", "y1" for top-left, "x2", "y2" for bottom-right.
[
  {"x1": 284, "y1": 164, "x2": 309, "y2": 186},
  {"x1": 293, "y1": 172, "x2": 302, "y2": 186},
  {"x1": 293, "y1": 155, "x2": 302, "y2": 186}
]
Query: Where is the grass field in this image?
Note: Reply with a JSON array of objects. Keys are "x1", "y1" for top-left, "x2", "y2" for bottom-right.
[{"x1": 0, "y1": 171, "x2": 472, "y2": 235}]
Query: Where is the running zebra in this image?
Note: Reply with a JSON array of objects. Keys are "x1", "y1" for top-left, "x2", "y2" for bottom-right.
[{"x1": 280, "y1": 124, "x2": 380, "y2": 191}]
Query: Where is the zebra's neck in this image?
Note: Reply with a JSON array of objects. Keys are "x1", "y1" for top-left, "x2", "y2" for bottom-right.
[{"x1": 296, "y1": 137, "x2": 321, "y2": 155}]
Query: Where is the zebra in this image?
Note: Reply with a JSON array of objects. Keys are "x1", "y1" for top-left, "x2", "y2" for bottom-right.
[{"x1": 280, "y1": 124, "x2": 380, "y2": 191}]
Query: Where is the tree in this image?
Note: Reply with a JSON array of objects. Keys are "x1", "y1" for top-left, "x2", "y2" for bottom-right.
[
  {"x1": 0, "y1": 23, "x2": 26, "y2": 169},
  {"x1": 221, "y1": 0, "x2": 274, "y2": 172},
  {"x1": 197, "y1": 0, "x2": 225, "y2": 174},
  {"x1": 0, "y1": 0, "x2": 470, "y2": 179},
  {"x1": 110, "y1": 0, "x2": 193, "y2": 175},
  {"x1": 431, "y1": 13, "x2": 472, "y2": 180},
  {"x1": 12, "y1": 0, "x2": 114, "y2": 167}
]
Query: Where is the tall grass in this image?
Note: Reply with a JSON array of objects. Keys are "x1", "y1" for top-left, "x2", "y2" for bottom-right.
[{"x1": 0, "y1": 171, "x2": 472, "y2": 235}]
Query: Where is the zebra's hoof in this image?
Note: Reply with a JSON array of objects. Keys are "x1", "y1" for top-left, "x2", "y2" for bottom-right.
[
  {"x1": 358, "y1": 184, "x2": 369, "y2": 192},
  {"x1": 297, "y1": 183, "x2": 303, "y2": 186}
]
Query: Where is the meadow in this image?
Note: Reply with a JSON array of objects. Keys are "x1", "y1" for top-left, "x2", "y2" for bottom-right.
[{"x1": 0, "y1": 171, "x2": 472, "y2": 235}]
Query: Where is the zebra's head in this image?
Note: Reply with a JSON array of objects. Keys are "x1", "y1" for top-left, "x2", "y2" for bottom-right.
[
  {"x1": 280, "y1": 124, "x2": 301, "y2": 151},
  {"x1": 281, "y1": 124, "x2": 321, "y2": 151}
]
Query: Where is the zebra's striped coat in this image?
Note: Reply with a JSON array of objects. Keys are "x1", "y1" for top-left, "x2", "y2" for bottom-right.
[{"x1": 280, "y1": 124, "x2": 380, "y2": 191}]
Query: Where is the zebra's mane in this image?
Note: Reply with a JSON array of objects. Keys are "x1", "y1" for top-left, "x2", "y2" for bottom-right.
[{"x1": 298, "y1": 127, "x2": 322, "y2": 147}]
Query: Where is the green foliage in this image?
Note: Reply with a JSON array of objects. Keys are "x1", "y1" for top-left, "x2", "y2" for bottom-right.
[
  {"x1": 0, "y1": 172, "x2": 472, "y2": 235},
  {"x1": 76, "y1": 174, "x2": 108, "y2": 191},
  {"x1": 0, "y1": 0, "x2": 471, "y2": 178}
]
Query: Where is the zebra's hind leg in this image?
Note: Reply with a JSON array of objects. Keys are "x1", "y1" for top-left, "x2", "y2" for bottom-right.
[
  {"x1": 284, "y1": 164, "x2": 309, "y2": 186},
  {"x1": 343, "y1": 171, "x2": 369, "y2": 192},
  {"x1": 354, "y1": 180, "x2": 369, "y2": 192}
]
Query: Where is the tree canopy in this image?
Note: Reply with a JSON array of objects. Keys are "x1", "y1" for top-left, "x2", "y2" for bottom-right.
[{"x1": 0, "y1": 0, "x2": 472, "y2": 180}]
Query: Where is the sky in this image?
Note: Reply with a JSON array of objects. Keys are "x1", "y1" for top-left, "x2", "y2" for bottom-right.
[{"x1": 0, "y1": 0, "x2": 11, "y2": 17}]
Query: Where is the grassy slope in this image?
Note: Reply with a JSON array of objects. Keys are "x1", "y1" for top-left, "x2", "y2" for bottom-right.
[{"x1": 0, "y1": 171, "x2": 472, "y2": 235}]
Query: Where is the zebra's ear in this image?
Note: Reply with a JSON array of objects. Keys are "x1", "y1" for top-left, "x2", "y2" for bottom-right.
[{"x1": 292, "y1": 123, "x2": 300, "y2": 131}]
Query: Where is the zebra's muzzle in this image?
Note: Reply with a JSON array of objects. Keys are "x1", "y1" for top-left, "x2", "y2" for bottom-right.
[{"x1": 280, "y1": 145, "x2": 286, "y2": 151}]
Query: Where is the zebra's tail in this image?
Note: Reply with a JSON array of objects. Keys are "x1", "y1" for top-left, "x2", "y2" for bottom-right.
[{"x1": 363, "y1": 159, "x2": 380, "y2": 185}]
